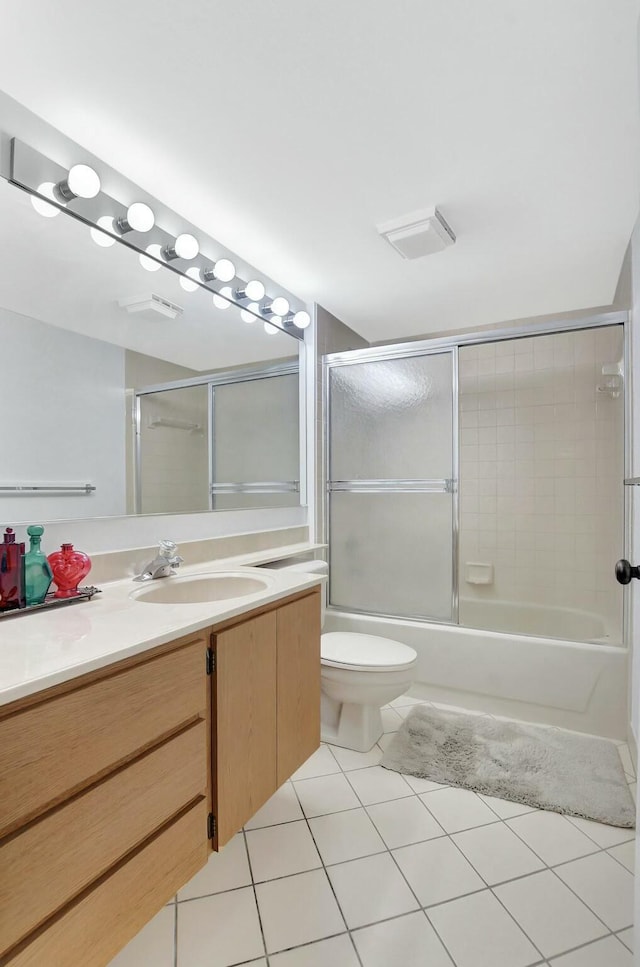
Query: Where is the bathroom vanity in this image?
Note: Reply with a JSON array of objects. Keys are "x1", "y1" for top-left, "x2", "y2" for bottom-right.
[{"x1": 0, "y1": 565, "x2": 321, "y2": 966}]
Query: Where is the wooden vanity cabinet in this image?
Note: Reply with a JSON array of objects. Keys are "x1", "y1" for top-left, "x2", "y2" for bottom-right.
[
  {"x1": 210, "y1": 587, "x2": 321, "y2": 848},
  {"x1": 0, "y1": 633, "x2": 211, "y2": 966},
  {"x1": 0, "y1": 584, "x2": 320, "y2": 965}
]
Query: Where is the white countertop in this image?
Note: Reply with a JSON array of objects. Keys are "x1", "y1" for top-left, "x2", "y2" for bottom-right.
[{"x1": 0, "y1": 544, "x2": 325, "y2": 708}]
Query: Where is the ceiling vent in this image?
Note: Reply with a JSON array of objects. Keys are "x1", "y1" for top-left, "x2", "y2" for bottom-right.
[
  {"x1": 118, "y1": 293, "x2": 183, "y2": 320},
  {"x1": 377, "y1": 206, "x2": 455, "y2": 260}
]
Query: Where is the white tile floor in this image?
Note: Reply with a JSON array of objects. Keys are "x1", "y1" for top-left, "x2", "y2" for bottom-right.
[{"x1": 109, "y1": 697, "x2": 636, "y2": 967}]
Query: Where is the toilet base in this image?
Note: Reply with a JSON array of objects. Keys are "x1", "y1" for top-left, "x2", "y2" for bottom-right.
[{"x1": 321, "y1": 694, "x2": 383, "y2": 752}]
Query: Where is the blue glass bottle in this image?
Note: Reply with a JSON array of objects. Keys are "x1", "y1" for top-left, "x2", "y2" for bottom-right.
[{"x1": 24, "y1": 524, "x2": 53, "y2": 606}]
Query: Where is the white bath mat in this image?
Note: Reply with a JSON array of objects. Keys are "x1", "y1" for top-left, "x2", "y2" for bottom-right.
[{"x1": 381, "y1": 705, "x2": 635, "y2": 828}]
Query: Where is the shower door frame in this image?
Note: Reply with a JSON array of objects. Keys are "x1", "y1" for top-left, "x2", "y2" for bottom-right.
[
  {"x1": 323, "y1": 309, "x2": 628, "y2": 631},
  {"x1": 133, "y1": 358, "x2": 302, "y2": 515},
  {"x1": 324, "y1": 344, "x2": 460, "y2": 624}
]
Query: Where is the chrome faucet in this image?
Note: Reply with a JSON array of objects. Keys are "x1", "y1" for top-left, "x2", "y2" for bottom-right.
[{"x1": 133, "y1": 540, "x2": 184, "y2": 582}]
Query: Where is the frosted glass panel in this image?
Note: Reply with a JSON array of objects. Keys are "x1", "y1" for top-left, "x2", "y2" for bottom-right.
[
  {"x1": 329, "y1": 493, "x2": 453, "y2": 620},
  {"x1": 212, "y1": 373, "x2": 300, "y2": 507},
  {"x1": 330, "y1": 354, "x2": 453, "y2": 480},
  {"x1": 138, "y1": 386, "x2": 209, "y2": 514}
]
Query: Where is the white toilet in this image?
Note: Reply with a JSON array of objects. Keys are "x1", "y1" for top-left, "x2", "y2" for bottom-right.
[{"x1": 279, "y1": 560, "x2": 418, "y2": 752}]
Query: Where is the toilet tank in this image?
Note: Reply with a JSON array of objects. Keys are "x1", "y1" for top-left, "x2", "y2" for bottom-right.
[{"x1": 260, "y1": 558, "x2": 328, "y2": 626}]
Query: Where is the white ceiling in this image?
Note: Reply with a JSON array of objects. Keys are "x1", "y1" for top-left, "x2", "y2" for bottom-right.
[{"x1": 0, "y1": 0, "x2": 638, "y2": 342}]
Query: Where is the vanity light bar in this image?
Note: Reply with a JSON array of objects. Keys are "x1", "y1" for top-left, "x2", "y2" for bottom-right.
[{"x1": 10, "y1": 138, "x2": 310, "y2": 338}]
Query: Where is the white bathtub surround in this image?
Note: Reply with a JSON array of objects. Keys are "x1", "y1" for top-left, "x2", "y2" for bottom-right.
[
  {"x1": 458, "y1": 326, "x2": 624, "y2": 644},
  {"x1": 324, "y1": 610, "x2": 627, "y2": 739},
  {"x1": 381, "y1": 705, "x2": 635, "y2": 827},
  {"x1": 109, "y1": 696, "x2": 635, "y2": 967}
]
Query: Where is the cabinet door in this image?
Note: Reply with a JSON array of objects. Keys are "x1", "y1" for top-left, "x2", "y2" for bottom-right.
[
  {"x1": 212, "y1": 612, "x2": 277, "y2": 847},
  {"x1": 276, "y1": 591, "x2": 321, "y2": 786}
]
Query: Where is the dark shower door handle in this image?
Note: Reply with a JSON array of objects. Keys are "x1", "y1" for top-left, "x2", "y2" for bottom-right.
[{"x1": 615, "y1": 560, "x2": 640, "y2": 585}]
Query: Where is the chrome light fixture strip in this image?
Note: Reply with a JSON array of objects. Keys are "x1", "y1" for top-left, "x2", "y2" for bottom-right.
[{"x1": 9, "y1": 138, "x2": 306, "y2": 337}]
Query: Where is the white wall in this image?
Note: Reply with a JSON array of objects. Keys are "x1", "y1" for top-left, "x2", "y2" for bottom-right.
[{"x1": 0, "y1": 308, "x2": 126, "y2": 521}]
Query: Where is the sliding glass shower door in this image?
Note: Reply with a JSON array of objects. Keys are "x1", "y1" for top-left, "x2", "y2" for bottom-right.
[{"x1": 327, "y1": 351, "x2": 456, "y2": 621}]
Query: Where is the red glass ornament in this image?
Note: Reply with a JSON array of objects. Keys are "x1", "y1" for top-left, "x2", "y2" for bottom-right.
[{"x1": 48, "y1": 543, "x2": 92, "y2": 599}]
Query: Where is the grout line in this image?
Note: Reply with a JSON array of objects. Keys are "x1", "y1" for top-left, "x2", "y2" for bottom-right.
[
  {"x1": 173, "y1": 726, "x2": 635, "y2": 967},
  {"x1": 287, "y1": 775, "x2": 365, "y2": 967},
  {"x1": 173, "y1": 899, "x2": 178, "y2": 967},
  {"x1": 241, "y1": 827, "x2": 270, "y2": 966}
]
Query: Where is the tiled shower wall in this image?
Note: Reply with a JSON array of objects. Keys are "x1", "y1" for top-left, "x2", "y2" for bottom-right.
[{"x1": 458, "y1": 325, "x2": 624, "y2": 642}]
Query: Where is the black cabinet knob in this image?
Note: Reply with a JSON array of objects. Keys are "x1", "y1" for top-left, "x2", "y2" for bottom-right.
[{"x1": 615, "y1": 560, "x2": 640, "y2": 585}]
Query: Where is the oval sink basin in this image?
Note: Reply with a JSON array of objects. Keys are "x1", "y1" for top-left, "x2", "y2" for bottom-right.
[{"x1": 131, "y1": 571, "x2": 271, "y2": 605}]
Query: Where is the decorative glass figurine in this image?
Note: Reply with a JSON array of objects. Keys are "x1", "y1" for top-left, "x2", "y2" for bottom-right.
[
  {"x1": 24, "y1": 524, "x2": 53, "y2": 606},
  {"x1": 0, "y1": 527, "x2": 25, "y2": 611},
  {"x1": 48, "y1": 543, "x2": 92, "y2": 599}
]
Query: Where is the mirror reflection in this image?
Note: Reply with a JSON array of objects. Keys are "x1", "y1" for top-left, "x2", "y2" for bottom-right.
[{"x1": 0, "y1": 179, "x2": 302, "y2": 522}]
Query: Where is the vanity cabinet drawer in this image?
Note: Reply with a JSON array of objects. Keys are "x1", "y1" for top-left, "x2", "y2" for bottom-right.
[
  {"x1": 0, "y1": 636, "x2": 207, "y2": 838},
  {"x1": 0, "y1": 720, "x2": 207, "y2": 956},
  {"x1": 4, "y1": 798, "x2": 208, "y2": 967}
]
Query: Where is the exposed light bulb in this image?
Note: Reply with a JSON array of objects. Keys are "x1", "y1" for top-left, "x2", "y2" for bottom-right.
[
  {"x1": 139, "y1": 243, "x2": 163, "y2": 271},
  {"x1": 57, "y1": 163, "x2": 101, "y2": 200},
  {"x1": 163, "y1": 232, "x2": 199, "y2": 260},
  {"x1": 293, "y1": 310, "x2": 311, "y2": 329},
  {"x1": 31, "y1": 182, "x2": 60, "y2": 218},
  {"x1": 236, "y1": 279, "x2": 265, "y2": 302},
  {"x1": 90, "y1": 215, "x2": 116, "y2": 247},
  {"x1": 240, "y1": 302, "x2": 260, "y2": 323},
  {"x1": 213, "y1": 258, "x2": 235, "y2": 282},
  {"x1": 180, "y1": 267, "x2": 201, "y2": 292},
  {"x1": 116, "y1": 202, "x2": 155, "y2": 234},
  {"x1": 270, "y1": 296, "x2": 289, "y2": 317},
  {"x1": 264, "y1": 321, "x2": 279, "y2": 335},
  {"x1": 213, "y1": 286, "x2": 233, "y2": 310}
]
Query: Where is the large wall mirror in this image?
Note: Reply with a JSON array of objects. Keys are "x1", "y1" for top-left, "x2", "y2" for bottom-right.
[{"x1": 0, "y1": 178, "x2": 303, "y2": 523}]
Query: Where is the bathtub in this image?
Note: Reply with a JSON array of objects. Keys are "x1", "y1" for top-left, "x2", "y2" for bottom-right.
[
  {"x1": 323, "y1": 606, "x2": 628, "y2": 739},
  {"x1": 458, "y1": 598, "x2": 615, "y2": 644}
]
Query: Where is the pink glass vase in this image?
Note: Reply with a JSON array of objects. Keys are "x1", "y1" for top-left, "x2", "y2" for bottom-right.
[{"x1": 48, "y1": 543, "x2": 92, "y2": 599}]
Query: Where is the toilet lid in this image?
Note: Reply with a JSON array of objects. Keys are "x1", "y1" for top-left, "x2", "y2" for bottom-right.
[{"x1": 321, "y1": 632, "x2": 417, "y2": 671}]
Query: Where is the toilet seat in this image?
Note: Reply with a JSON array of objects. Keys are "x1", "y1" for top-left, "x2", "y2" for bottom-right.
[{"x1": 321, "y1": 632, "x2": 417, "y2": 672}]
